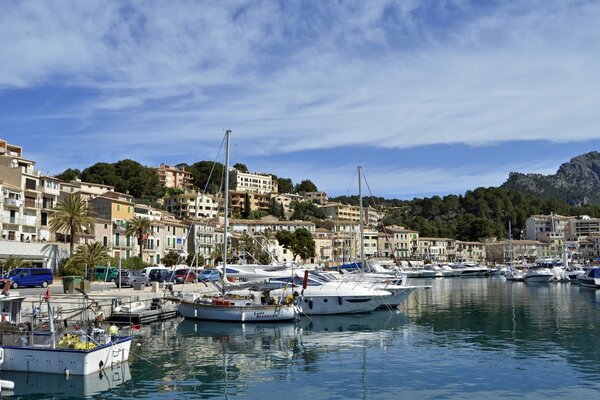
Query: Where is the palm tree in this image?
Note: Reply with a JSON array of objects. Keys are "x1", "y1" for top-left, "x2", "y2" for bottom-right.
[
  {"x1": 49, "y1": 194, "x2": 96, "y2": 256},
  {"x1": 1, "y1": 255, "x2": 24, "y2": 275},
  {"x1": 125, "y1": 216, "x2": 152, "y2": 259},
  {"x1": 67, "y1": 242, "x2": 110, "y2": 282}
]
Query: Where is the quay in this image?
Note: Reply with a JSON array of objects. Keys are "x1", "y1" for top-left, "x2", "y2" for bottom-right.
[{"x1": 12, "y1": 281, "x2": 220, "y2": 326}]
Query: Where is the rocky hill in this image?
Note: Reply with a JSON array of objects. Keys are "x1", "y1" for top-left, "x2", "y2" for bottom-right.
[{"x1": 501, "y1": 151, "x2": 600, "y2": 205}]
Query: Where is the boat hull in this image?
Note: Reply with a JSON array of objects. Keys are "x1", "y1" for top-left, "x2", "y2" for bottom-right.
[
  {"x1": 1, "y1": 336, "x2": 132, "y2": 375},
  {"x1": 524, "y1": 274, "x2": 553, "y2": 283},
  {"x1": 577, "y1": 277, "x2": 600, "y2": 289},
  {"x1": 177, "y1": 301, "x2": 298, "y2": 322},
  {"x1": 375, "y1": 287, "x2": 415, "y2": 309}
]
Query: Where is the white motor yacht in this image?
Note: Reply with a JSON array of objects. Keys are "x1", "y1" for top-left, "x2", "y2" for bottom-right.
[
  {"x1": 524, "y1": 261, "x2": 554, "y2": 283},
  {"x1": 577, "y1": 267, "x2": 600, "y2": 288},
  {"x1": 268, "y1": 272, "x2": 393, "y2": 315}
]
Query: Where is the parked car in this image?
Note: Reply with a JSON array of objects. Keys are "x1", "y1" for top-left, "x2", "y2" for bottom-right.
[
  {"x1": 198, "y1": 269, "x2": 221, "y2": 282},
  {"x1": 116, "y1": 270, "x2": 149, "y2": 288},
  {"x1": 1, "y1": 268, "x2": 54, "y2": 289},
  {"x1": 173, "y1": 268, "x2": 197, "y2": 284},
  {"x1": 91, "y1": 266, "x2": 119, "y2": 282},
  {"x1": 141, "y1": 266, "x2": 170, "y2": 282}
]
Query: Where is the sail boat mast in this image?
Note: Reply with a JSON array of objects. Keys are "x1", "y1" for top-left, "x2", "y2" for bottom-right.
[
  {"x1": 222, "y1": 129, "x2": 231, "y2": 296},
  {"x1": 358, "y1": 165, "x2": 365, "y2": 269}
]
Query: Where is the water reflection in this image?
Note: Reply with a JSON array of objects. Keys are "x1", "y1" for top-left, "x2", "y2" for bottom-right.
[
  {"x1": 401, "y1": 277, "x2": 600, "y2": 379},
  {"x1": 1, "y1": 362, "x2": 131, "y2": 399}
]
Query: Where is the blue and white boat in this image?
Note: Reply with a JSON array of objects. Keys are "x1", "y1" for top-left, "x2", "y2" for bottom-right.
[{"x1": 577, "y1": 267, "x2": 600, "y2": 289}]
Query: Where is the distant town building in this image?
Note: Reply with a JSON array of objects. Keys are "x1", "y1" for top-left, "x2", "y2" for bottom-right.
[
  {"x1": 231, "y1": 170, "x2": 278, "y2": 194},
  {"x1": 155, "y1": 164, "x2": 193, "y2": 191}
]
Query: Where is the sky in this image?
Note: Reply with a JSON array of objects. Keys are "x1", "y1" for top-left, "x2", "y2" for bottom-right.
[{"x1": 1, "y1": 0, "x2": 600, "y2": 199}]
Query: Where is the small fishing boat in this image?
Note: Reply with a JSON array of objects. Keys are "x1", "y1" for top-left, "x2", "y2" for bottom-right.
[{"x1": 0, "y1": 286, "x2": 132, "y2": 375}]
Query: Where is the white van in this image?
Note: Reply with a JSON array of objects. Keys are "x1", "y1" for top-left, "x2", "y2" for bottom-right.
[{"x1": 140, "y1": 266, "x2": 169, "y2": 281}]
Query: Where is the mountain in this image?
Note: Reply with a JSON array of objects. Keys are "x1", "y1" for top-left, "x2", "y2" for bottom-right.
[{"x1": 501, "y1": 151, "x2": 600, "y2": 206}]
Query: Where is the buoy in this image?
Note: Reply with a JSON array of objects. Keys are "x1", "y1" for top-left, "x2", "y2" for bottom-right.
[
  {"x1": 64, "y1": 368, "x2": 70, "y2": 378},
  {"x1": 108, "y1": 325, "x2": 119, "y2": 335},
  {"x1": 137, "y1": 343, "x2": 141, "y2": 347}
]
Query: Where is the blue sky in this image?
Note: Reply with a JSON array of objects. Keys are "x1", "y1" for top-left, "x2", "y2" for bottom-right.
[{"x1": 1, "y1": 0, "x2": 599, "y2": 199}]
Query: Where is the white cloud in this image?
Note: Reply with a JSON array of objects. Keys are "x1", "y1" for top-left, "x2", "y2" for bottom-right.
[{"x1": 2, "y1": 0, "x2": 600, "y2": 197}]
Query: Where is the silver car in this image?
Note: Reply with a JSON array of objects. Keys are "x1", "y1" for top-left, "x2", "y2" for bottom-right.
[{"x1": 116, "y1": 270, "x2": 149, "y2": 287}]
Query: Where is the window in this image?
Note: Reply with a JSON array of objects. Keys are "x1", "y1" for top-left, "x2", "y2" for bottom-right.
[
  {"x1": 117, "y1": 204, "x2": 120, "y2": 211},
  {"x1": 115, "y1": 233, "x2": 120, "y2": 246},
  {"x1": 25, "y1": 178, "x2": 37, "y2": 190},
  {"x1": 103, "y1": 236, "x2": 108, "y2": 246}
]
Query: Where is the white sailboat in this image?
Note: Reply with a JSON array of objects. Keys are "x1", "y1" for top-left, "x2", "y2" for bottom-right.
[{"x1": 176, "y1": 130, "x2": 299, "y2": 322}]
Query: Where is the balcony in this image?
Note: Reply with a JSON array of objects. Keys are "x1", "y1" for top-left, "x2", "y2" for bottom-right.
[
  {"x1": 1, "y1": 216, "x2": 37, "y2": 226},
  {"x1": 3, "y1": 198, "x2": 21, "y2": 208}
]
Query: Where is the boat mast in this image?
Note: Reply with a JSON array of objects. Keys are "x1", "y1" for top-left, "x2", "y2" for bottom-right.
[
  {"x1": 508, "y1": 220, "x2": 513, "y2": 266},
  {"x1": 222, "y1": 129, "x2": 231, "y2": 296},
  {"x1": 358, "y1": 165, "x2": 365, "y2": 270}
]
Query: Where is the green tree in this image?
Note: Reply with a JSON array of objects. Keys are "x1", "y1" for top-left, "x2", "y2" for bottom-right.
[
  {"x1": 55, "y1": 168, "x2": 81, "y2": 182},
  {"x1": 109, "y1": 256, "x2": 147, "y2": 270},
  {"x1": 1, "y1": 255, "x2": 24, "y2": 275},
  {"x1": 292, "y1": 228, "x2": 315, "y2": 261},
  {"x1": 268, "y1": 198, "x2": 286, "y2": 219},
  {"x1": 275, "y1": 177, "x2": 294, "y2": 193},
  {"x1": 276, "y1": 228, "x2": 315, "y2": 262},
  {"x1": 189, "y1": 161, "x2": 225, "y2": 194},
  {"x1": 233, "y1": 163, "x2": 249, "y2": 173},
  {"x1": 295, "y1": 179, "x2": 318, "y2": 194},
  {"x1": 290, "y1": 200, "x2": 325, "y2": 221},
  {"x1": 162, "y1": 250, "x2": 181, "y2": 268},
  {"x1": 67, "y1": 242, "x2": 110, "y2": 282},
  {"x1": 125, "y1": 217, "x2": 152, "y2": 258},
  {"x1": 50, "y1": 194, "x2": 96, "y2": 256}
]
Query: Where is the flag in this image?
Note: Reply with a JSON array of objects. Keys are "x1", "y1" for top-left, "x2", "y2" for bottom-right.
[{"x1": 43, "y1": 288, "x2": 51, "y2": 302}]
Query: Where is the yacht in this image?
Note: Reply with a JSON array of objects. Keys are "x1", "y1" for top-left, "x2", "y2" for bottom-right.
[
  {"x1": 268, "y1": 272, "x2": 393, "y2": 315},
  {"x1": 577, "y1": 267, "x2": 600, "y2": 289},
  {"x1": 504, "y1": 266, "x2": 526, "y2": 282},
  {"x1": 524, "y1": 260, "x2": 554, "y2": 283}
]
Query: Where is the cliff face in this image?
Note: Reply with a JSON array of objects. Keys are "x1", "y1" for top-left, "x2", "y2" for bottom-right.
[{"x1": 501, "y1": 151, "x2": 600, "y2": 205}]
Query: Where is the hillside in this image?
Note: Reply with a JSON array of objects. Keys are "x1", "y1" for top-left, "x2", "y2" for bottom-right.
[{"x1": 501, "y1": 151, "x2": 600, "y2": 206}]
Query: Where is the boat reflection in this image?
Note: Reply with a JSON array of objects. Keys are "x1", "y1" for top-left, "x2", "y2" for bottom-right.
[{"x1": 0, "y1": 362, "x2": 131, "y2": 398}]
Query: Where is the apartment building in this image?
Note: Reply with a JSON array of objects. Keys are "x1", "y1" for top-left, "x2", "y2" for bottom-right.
[
  {"x1": 378, "y1": 227, "x2": 419, "y2": 260},
  {"x1": 229, "y1": 191, "x2": 270, "y2": 216},
  {"x1": 187, "y1": 218, "x2": 215, "y2": 266},
  {"x1": 60, "y1": 179, "x2": 115, "y2": 202},
  {"x1": 155, "y1": 164, "x2": 193, "y2": 191},
  {"x1": 0, "y1": 148, "x2": 41, "y2": 243},
  {"x1": 271, "y1": 193, "x2": 303, "y2": 217},
  {"x1": 567, "y1": 215, "x2": 600, "y2": 240},
  {"x1": 320, "y1": 202, "x2": 361, "y2": 224},
  {"x1": 418, "y1": 237, "x2": 455, "y2": 262},
  {"x1": 526, "y1": 214, "x2": 571, "y2": 241},
  {"x1": 312, "y1": 227, "x2": 333, "y2": 265},
  {"x1": 485, "y1": 239, "x2": 550, "y2": 263},
  {"x1": 167, "y1": 192, "x2": 219, "y2": 219},
  {"x1": 231, "y1": 170, "x2": 278, "y2": 194},
  {"x1": 304, "y1": 191, "x2": 328, "y2": 205},
  {"x1": 89, "y1": 192, "x2": 135, "y2": 258},
  {"x1": 455, "y1": 240, "x2": 487, "y2": 262}
]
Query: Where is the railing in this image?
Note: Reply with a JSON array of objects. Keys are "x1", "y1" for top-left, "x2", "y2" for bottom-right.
[
  {"x1": 1, "y1": 216, "x2": 37, "y2": 226},
  {"x1": 3, "y1": 198, "x2": 21, "y2": 207}
]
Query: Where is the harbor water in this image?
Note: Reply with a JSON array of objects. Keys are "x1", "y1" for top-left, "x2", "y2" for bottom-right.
[{"x1": 4, "y1": 277, "x2": 600, "y2": 399}]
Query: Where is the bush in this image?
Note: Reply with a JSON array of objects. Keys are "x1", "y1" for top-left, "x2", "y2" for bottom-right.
[
  {"x1": 109, "y1": 256, "x2": 148, "y2": 270},
  {"x1": 58, "y1": 257, "x2": 85, "y2": 276}
]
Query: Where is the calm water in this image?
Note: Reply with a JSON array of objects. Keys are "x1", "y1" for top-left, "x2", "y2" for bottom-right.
[{"x1": 4, "y1": 277, "x2": 600, "y2": 399}]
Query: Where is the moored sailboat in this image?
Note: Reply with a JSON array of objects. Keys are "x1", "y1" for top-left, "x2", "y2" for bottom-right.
[{"x1": 176, "y1": 130, "x2": 298, "y2": 322}]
